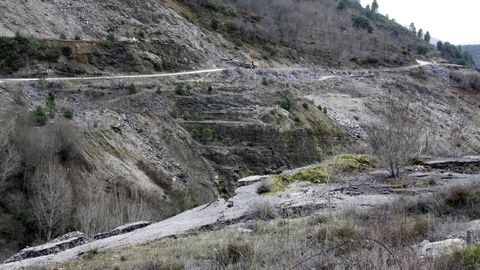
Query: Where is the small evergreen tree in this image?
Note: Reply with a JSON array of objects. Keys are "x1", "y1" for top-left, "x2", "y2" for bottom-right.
[
  {"x1": 371, "y1": 0, "x2": 379, "y2": 13},
  {"x1": 106, "y1": 33, "x2": 115, "y2": 42},
  {"x1": 128, "y1": 83, "x2": 137, "y2": 95},
  {"x1": 202, "y1": 128, "x2": 215, "y2": 142},
  {"x1": 191, "y1": 129, "x2": 201, "y2": 140},
  {"x1": 210, "y1": 18, "x2": 220, "y2": 30},
  {"x1": 437, "y1": 41, "x2": 444, "y2": 51},
  {"x1": 409, "y1": 23, "x2": 416, "y2": 34},
  {"x1": 34, "y1": 106, "x2": 48, "y2": 126},
  {"x1": 424, "y1": 31, "x2": 431, "y2": 43},
  {"x1": 45, "y1": 92, "x2": 56, "y2": 118},
  {"x1": 280, "y1": 98, "x2": 291, "y2": 111},
  {"x1": 62, "y1": 107, "x2": 74, "y2": 119},
  {"x1": 417, "y1": 29, "x2": 424, "y2": 39}
]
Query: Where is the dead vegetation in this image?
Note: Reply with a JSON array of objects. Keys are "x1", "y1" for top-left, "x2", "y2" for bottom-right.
[
  {"x1": 366, "y1": 94, "x2": 422, "y2": 177},
  {"x1": 58, "y1": 184, "x2": 480, "y2": 270},
  {"x1": 450, "y1": 70, "x2": 480, "y2": 92},
  {"x1": 0, "y1": 103, "x2": 164, "y2": 258}
]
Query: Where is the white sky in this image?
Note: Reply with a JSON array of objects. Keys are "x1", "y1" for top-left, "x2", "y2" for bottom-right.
[{"x1": 360, "y1": 0, "x2": 480, "y2": 45}]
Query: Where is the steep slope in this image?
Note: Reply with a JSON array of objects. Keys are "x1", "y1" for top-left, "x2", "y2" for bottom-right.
[
  {"x1": 0, "y1": 0, "x2": 435, "y2": 79},
  {"x1": 176, "y1": 0, "x2": 430, "y2": 67},
  {"x1": 0, "y1": 0, "x2": 240, "y2": 77},
  {"x1": 1, "y1": 0, "x2": 480, "y2": 265}
]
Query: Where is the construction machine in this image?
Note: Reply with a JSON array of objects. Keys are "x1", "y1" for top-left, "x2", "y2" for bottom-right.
[{"x1": 242, "y1": 60, "x2": 257, "y2": 69}]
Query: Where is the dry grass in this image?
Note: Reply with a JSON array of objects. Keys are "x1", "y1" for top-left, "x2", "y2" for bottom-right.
[
  {"x1": 450, "y1": 70, "x2": 480, "y2": 92},
  {"x1": 58, "y1": 185, "x2": 480, "y2": 270}
]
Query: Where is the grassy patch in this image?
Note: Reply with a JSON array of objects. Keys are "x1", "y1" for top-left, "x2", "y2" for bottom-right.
[
  {"x1": 266, "y1": 154, "x2": 375, "y2": 193},
  {"x1": 435, "y1": 245, "x2": 480, "y2": 270},
  {"x1": 329, "y1": 154, "x2": 375, "y2": 173}
]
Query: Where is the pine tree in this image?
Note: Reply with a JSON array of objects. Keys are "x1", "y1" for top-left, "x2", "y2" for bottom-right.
[
  {"x1": 371, "y1": 0, "x2": 379, "y2": 13},
  {"x1": 45, "y1": 92, "x2": 56, "y2": 118},
  {"x1": 409, "y1": 23, "x2": 416, "y2": 34},
  {"x1": 417, "y1": 29, "x2": 423, "y2": 39},
  {"x1": 424, "y1": 31, "x2": 431, "y2": 43}
]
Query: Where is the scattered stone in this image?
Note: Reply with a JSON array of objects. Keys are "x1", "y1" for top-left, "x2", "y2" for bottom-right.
[
  {"x1": 93, "y1": 221, "x2": 152, "y2": 240},
  {"x1": 418, "y1": 238, "x2": 465, "y2": 258}
]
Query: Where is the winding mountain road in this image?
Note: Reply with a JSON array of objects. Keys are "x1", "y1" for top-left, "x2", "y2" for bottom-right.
[
  {"x1": 0, "y1": 68, "x2": 228, "y2": 84},
  {"x1": 0, "y1": 60, "x2": 457, "y2": 85}
]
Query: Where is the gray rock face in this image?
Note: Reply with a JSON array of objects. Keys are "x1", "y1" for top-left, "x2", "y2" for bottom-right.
[
  {"x1": 3, "y1": 232, "x2": 87, "y2": 264},
  {"x1": 3, "y1": 222, "x2": 151, "y2": 264},
  {"x1": 93, "y1": 221, "x2": 152, "y2": 240},
  {"x1": 424, "y1": 156, "x2": 480, "y2": 174}
]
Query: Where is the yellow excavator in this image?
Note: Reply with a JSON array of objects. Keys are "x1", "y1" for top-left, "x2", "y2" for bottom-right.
[{"x1": 243, "y1": 60, "x2": 257, "y2": 69}]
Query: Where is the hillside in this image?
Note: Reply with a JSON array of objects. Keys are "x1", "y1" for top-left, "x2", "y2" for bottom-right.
[
  {"x1": 0, "y1": 0, "x2": 436, "y2": 79},
  {"x1": 1, "y1": 0, "x2": 480, "y2": 269},
  {"x1": 462, "y1": 44, "x2": 480, "y2": 69}
]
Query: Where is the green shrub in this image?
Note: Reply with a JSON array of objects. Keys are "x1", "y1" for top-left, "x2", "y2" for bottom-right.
[
  {"x1": 194, "y1": 111, "x2": 204, "y2": 121},
  {"x1": 182, "y1": 111, "x2": 191, "y2": 120},
  {"x1": 302, "y1": 103, "x2": 309, "y2": 109},
  {"x1": 62, "y1": 107, "x2": 74, "y2": 119},
  {"x1": 202, "y1": 128, "x2": 215, "y2": 142},
  {"x1": 128, "y1": 83, "x2": 137, "y2": 95},
  {"x1": 74, "y1": 35, "x2": 81, "y2": 41},
  {"x1": 445, "y1": 187, "x2": 480, "y2": 208},
  {"x1": 175, "y1": 83, "x2": 186, "y2": 95},
  {"x1": 34, "y1": 106, "x2": 48, "y2": 126},
  {"x1": 262, "y1": 77, "x2": 274, "y2": 86},
  {"x1": 0, "y1": 34, "x2": 44, "y2": 74},
  {"x1": 435, "y1": 245, "x2": 480, "y2": 270},
  {"x1": 317, "y1": 105, "x2": 323, "y2": 111},
  {"x1": 106, "y1": 33, "x2": 115, "y2": 42},
  {"x1": 333, "y1": 224, "x2": 356, "y2": 240},
  {"x1": 323, "y1": 107, "x2": 328, "y2": 114},
  {"x1": 61, "y1": 46, "x2": 72, "y2": 57},
  {"x1": 135, "y1": 29, "x2": 146, "y2": 39},
  {"x1": 170, "y1": 108, "x2": 180, "y2": 119},
  {"x1": 59, "y1": 33, "x2": 67, "y2": 40},
  {"x1": 207, "y1": 83, "x2": 213, "y2": 92},
  {"x1": 279, "y1": 98, "x2": 291, "y2": 111},
  {"x1": 210, "y1": 18, "x2": 220, "y2": 30},
  {"x1": 191, "y1": 129, "x2": 201, "y2": 140},
  {"x1": 352, "y1": 15, "x2": 374, "y2": 33},
  {"x1": 233, "y1": 38, "x2": 243, "y2": 48}
]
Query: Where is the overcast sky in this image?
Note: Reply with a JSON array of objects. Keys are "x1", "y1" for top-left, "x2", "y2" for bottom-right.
[{"x1": 359, "y1": 0, "x2": 480, "y2": 45}]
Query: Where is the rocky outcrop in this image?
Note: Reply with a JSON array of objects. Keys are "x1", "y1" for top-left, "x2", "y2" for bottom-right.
[
  {"x1": 424, "y1": 156, "x2": 480, "y2": 174},
  {"x1": 3, "y1": 222, "x2": 151, "y2": 264},
  {"x1": 93, "y1": 221, "x2": 151, "y2": 240},
  {"x1": 3, "y1": 232, "x2": 87, "y2": 264}
]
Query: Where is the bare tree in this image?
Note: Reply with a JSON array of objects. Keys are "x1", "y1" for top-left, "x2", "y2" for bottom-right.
[
  {"x1": 0, "y1": 108, "x2": 21, "y2": 190},
  {"x1": 30, "y1": 161, "x2": 73, "y2": 241},
  {"x1": 367, "y1": 95, "x2": 422, "y2": 177},
  {"x1": 76, "y1": 174, "x2": 157, "y2": 236}
]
